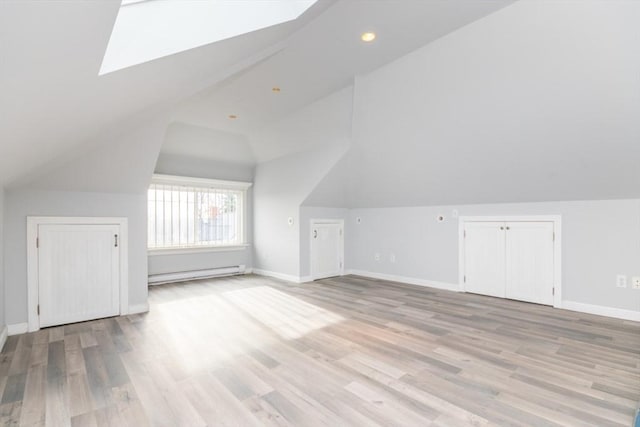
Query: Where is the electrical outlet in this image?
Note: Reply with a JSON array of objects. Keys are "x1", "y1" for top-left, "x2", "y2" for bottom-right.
[
  {"x1": 374, "y1": 253, "x2": 380, "y2": 261},
  {"x1": 616, "y1": 275, "x2": 627, "y2": 288},
  {"x1": 390, "y1": 253, "x2": 396, "y2": 263},
  {"x1": 632, "y1": 277, "x2": 640, "y2": 289}
]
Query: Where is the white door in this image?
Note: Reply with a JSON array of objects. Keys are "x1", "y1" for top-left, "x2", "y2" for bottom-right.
[
  {"x1": 463, "y1": 222, "x2": 506, "y2": 298},
  {"x1": 38, "y1": 224, "x2": 120, "y2": 327},
  {"x1": 505, "y1": 222, "x2": 555, "y2": 305},
  {"x1": 311, "y1": 222, "x2": 343, "y2": 280}
]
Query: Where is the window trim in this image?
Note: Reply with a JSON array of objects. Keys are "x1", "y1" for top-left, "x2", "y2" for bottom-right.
[{"x1": 148, "y1": 174, "x2": 252, "y2": 251}]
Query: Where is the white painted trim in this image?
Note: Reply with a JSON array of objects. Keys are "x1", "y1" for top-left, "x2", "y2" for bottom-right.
[
  {"x1": 27, "y1": 216, "x2": 130, "y2": 332},
  {"x1": 562, "y1": 301, "x2": 640, "y2": 322},
  {"x1": 252, "y1": 269, "x2": 309, "y2": 284},
  {"x1": 8, "y1": 323, "x2": 28, "y2": 336},
  {"x1": 310, "y1": 219, "x2": 345, "y2": 281},
  {"x1": 458, "y1": 215, "x2": 562, "y2": 308},
  {"x1": 152, "y1": 174, "x2": 252, "y2": 190},
  {"x1": 128, "y1": 302, "x2": 150, "y2": 315},
  {"x1": 148, "y1": 244, "x2": 250, "y2": 256},
  {"x1": 0, "y1": 325, "x2": 7, "y2": 351},
  {"x1": 346, "y1": 269, "x2": 460, "y2": 292}
]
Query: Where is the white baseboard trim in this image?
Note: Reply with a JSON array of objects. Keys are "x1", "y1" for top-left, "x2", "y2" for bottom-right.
[
  {"x1": 561, "y1": 301, "x2": 640, "y2": 322},
  {"x1": 0, "y1": 325, "x2": 8, "y2": 351},
  {"x1": 346, "y1": 269, "x2": 460, "y2": 292},
  {"x1": 253, "y1": 269, "x2": 310, "y2": 284},
  {"x1": 128, "y1": 303, "x2": 150, "y2": 315},
  {"x1": 8, "y1": 322, "x2": 29, "y2": 336}
]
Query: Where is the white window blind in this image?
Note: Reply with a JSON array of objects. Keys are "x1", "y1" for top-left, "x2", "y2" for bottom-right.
[{"x1": 147, "y1": 175, "x2": 250, "y2": 250}]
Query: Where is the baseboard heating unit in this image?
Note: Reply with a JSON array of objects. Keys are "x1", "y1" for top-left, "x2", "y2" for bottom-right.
[{"x1": 148, "y1": 265, "x2": 247, "y2": 285}]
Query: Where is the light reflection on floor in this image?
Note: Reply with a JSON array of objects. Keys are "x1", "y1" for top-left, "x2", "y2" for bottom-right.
[{"x1": 224, "y1": 286, "x2": 344, "y2": 340}]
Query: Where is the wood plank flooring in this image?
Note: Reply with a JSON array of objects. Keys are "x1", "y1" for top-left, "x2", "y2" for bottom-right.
[{"x1": 1, "y1": 274, "x2": 639, "y2": 426}]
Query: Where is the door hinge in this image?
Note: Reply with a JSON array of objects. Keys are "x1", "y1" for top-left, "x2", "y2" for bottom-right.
[
  {"x1": 340, "y1": 229, "x2": 343, "y2": 236},
  {"x1": 37, "y1": 304, "x2": 40, "y2": 315},
  {"x1": 464, "y1": 230, "x2": 466, "y2": 238},
  {"x1": 464, "y1": 275, "x2": 466, "y2": 283},
  {"x1": 340, "y1": 261, "x2": 343, "y2": 269},
  {"x1": 552, "y1": 288, "x2": 555, "y2": 296},
  {"x1": 114, "y1": 234, "x2": 119, "y2": 248},
  {"x1": 553, "y1": 232, "x2": 555, "y2": 242},
  {"x1": 36, "y1": 237, "x2": 39, "y2": 248}
]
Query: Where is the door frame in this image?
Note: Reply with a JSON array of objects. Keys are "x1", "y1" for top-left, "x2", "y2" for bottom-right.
[
  {"x1": 27, "y1": 216, "x2": 129, "y2": 332},
  {"x1": 309, "y1": 219, "x2": 345, "y2": 281},
  {"x1": 458, "y1": 215, "x2": 562, "y2": 308}
]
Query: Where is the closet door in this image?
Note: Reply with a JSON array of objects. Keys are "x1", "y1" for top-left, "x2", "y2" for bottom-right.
[
  {"x1": 311, "y1": 222, "x2": 343, "y2": 280},
  {"x1": 38, "y1": 224, "x2": 120, "y2": 327},
  {"x1": 505, "y1": 222, "x2": 554, "y2": 305},
  {"x1": 463, "y1": 222, "x2": 506, "y2": 298}
]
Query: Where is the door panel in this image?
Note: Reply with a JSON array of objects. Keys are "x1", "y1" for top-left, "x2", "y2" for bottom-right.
[
  {"x1": 505, "y1": 222, "x2": 554, "y2": 305},
  {"x1": 464, "y1": 222, "x2": 506, "y2": 298},
  {"x1": 311, "y1": 223, "x2": 343, "y2": 280},
  {"x1": 38, "y1": 224, "x2": 120, "y2": 327}
]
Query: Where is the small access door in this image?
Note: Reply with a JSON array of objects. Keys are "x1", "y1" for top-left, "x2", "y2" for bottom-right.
[
  {"x1": 310, "y1": 220, "x2": 344, "y2": 280},
  {"x1": 38, "y1": 224, "x2": 121, "y2": 327},
  {"x1": 463, "y1": 222, "x2": 507, "y2": 298},
  {"x1": 505, "y1": 222, "x2": 555, "y2": 305}
]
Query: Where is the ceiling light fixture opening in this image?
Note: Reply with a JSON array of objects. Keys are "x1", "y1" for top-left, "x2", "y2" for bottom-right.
[{"x1": 361, "y1": 32, "x2": 376, "y2": 42}]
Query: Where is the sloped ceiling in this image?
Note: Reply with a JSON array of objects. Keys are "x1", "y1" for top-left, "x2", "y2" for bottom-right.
[
  {"x1": 0, "y1": 0, "x2": 330, "y2": 187},
  {"x1": 172, "y1": 0, "x2": 515, "y2": 147},
  {"x1": 304, "y1": 0, "x2": 640, "y2": 208},
  {"x1": 1, "y1": 0, "x2": 514, "y2": 192}
]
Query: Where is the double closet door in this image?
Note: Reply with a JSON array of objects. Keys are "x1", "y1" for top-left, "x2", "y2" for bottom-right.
[{"x1": 463, "y1": 221, "x2": 555, "y2": 305}]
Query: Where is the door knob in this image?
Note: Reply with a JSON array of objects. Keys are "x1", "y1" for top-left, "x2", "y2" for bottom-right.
[{"x1": 313, "y1": 230, "x2": 318, "y2": 238}]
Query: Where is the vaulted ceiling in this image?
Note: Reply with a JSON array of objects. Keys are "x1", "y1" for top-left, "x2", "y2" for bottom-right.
[{"x1": 0, "y1": 0, "x2": 513, "y2": 188}]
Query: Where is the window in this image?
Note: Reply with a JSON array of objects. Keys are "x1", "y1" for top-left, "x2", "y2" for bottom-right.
[
  {"x1": 147, "y1": 175, "x2": 251, "y2": 250},
  {"x1": 101, "y1": 0, "x2": 318, "y2": 74}
]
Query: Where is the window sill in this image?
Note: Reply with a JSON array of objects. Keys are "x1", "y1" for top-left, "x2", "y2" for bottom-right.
[{"x1": 148, "y1": 244, "x2": 250, "y2": 256}]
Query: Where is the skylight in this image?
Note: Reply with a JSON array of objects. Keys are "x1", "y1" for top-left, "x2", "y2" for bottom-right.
[{"x1": 100, "y1": 0, "x2": 318, "y2": 75}]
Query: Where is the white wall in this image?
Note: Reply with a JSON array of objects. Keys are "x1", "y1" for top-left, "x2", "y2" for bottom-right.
[
  {"x1": 304, "y1": 0, "x2": 640, "y2": 207},
  {"x1": 155, "y1": 152, "x2": 254, "y2": 183},
  {"x1": 3, "y1": 189, "x2": 149, "y2": 325},
  {"x1": 149, "y1": 153, "x2": 254, "y2": 276},
  {"x1": 252, "y1": 86, "x2": 352, "y2": 278},
  {"x1": 253, "y1": 145, "x2": 347, "y2": 277},
  {"x1": 347, "y1": 199, "x2": 640, "y2": 313},
  {"x1": 0, "y1": 188, "x2": 5, "y2": 331}
]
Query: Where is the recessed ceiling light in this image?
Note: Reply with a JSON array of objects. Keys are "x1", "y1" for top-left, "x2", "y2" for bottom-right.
[
  {"x1": 361, "y1": 32, "x2": 376, "y2": 42},
  {"x1": 272, "y1": 86, "x2": 281, "y2": 93},
  {"x1": 228, "y1": 114, "x2": 238, "y2": 119}
]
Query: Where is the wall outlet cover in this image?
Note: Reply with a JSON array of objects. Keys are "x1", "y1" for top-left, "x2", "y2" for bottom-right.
[{"x1": 632, "y1": 277, "x2": 640, "y2": 289}]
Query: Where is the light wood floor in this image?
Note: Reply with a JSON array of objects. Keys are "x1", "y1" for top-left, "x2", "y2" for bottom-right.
[{"x1": 1, "y1": 274, "x2": 639, "y2": 426}]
